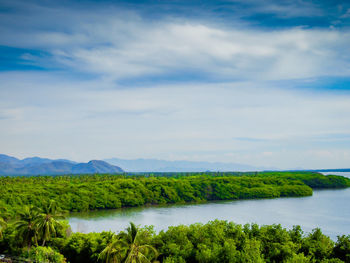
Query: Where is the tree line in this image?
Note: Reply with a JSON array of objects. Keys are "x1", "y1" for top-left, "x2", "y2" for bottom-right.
[
  {"x1": 1, "y1": 172, "x2": 350, "y2": 262},
  {"x1": 0, "y1": 202, "x2": 159, "y2": 263},
  {"x1": 2, "y1": 171, "x2": 349, "y2": 217},
  {"x1": 1, "y1": 206, "x2": 350, "y2": 262}
]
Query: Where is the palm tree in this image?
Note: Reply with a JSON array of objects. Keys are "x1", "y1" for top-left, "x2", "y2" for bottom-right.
[
  {"x1": 14, "y1": 206, "x2": 40, "y2": 251},
  {"x1": 0, "y1": 206, "x2": 9, "y2": 238},
  {"x1": 35, "y1": 200, "x2": 65, "y2": 246},
  {"x1": 99, "y1": 223, "x2": 158, "y2": 263},
  {"x1": 0, "y1": 216, "x2": 6, "y2": 239},
  {"x1": 98, "y1": 234, "x2": 128, "y2": 263},
  {"x1": 122, "y1": 222, "x2": 158, "y2": 263}
]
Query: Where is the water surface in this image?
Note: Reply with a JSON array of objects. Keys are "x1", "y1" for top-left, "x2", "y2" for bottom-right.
[
  {"x1": 321, "y1": 172, "x2": 350, "y2": 178},
  {"x1": 69, "y1": 185, "x2": 350, "y2": 240}
]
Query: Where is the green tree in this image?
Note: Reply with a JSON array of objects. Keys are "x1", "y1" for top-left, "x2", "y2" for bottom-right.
[
  {"x1": 122, "y1": 222, "x2": 158, "y2": 263},
  {"x1": 0, "y1": 216, "x2": 6, "y2": 239},
  {"x1": 238, "y1": 239, "x2": 264, "y2": 263},
  {"x1": 301, "y1": 228, "x2": 334, "y2": 261},
  {"x1": 98, "y1": 234, "x2": 128, "y2": 263},
  {"x1": 333, "y1": 235, "x2": 350, "y2": 262},
  {"x1": 21, "y1": 246, "x2": 66, "y2": 263},
  {"x1": 14, "y1": 206, "x2": 40, "y2": 251},
  {"x1": 35, "y1": 200, "x2": 65, "y2": 246},
  {"x1": 0, "y1": 206, "x2": 10, "y2": 238}
]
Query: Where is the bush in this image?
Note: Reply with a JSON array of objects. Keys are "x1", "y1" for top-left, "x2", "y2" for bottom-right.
[{"x1": 21, "y1": 246, "x2": 66, "y2": 263}]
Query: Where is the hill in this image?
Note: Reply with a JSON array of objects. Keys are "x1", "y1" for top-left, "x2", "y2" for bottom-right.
[
  {"x1": 104, "y1": 157, "x2": 273, "y2": 172},
  {"x1": 0, "y1": 154, "x2": 124, "y2": 175}
]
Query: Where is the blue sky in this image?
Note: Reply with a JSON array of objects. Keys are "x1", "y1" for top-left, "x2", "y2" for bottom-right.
[{"x1": 0, "y1": 0, "x2": 350, "y2": 169}]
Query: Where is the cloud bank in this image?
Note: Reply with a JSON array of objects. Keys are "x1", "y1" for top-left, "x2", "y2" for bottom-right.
[
  {"x1": 0, "y1": 0, "x2": 350, "y2": 169},
  {"x1": 1, "y1": 1, "x2": 350, "y2": 82}
]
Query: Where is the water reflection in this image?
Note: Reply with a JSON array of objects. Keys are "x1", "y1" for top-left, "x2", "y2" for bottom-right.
[{"x1": 69, "y1": 187, "x2": 350, "y2": 240}]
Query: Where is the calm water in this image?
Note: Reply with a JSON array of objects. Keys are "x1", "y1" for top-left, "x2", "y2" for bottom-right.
[{"x1": 68, "y1": 172, "x2": 350, "y2": 240}]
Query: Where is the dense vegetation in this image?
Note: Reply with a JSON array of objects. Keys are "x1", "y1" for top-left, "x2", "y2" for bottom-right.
[
  {"x1": 1, "y1": 172, "x2": 350, "y2": 262},
  {"x1": 258, "y1": 172, "x2": 350, "y2": 189},
  {"x1": 1, "y1": 172, "x2": 350, "y2": 217},
  {"x1": 1, "y1": 215, "x2": 350, "y2": 263}
]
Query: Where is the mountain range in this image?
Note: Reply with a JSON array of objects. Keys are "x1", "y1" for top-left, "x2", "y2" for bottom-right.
[
  {"x1": 0, "y1": 154, "x2": 124, "y2": 175},
  {"x1": 104, "y1": 158, "x2": 273, "y2": 172},
  {"x1": 2, "y1": 154, "x2": 348, "y2": 175}
]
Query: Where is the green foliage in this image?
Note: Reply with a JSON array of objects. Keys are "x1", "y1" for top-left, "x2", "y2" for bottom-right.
[
  {"x1": 14, "y1": 205, "x2": 41, "y2": 249},
  {"x1": 61, "y1": 231, "x2": 111, "y2": 263},
  {"x1": 0, "y1": 215, "x2": 6, "y2": 238},
  {"x1": 0, "y1": 203, "x2": 67, "y2": 259},
  {"x1": 258, "y1": 172, "x2": 350, "y2": 189},
  {"x1": 1, "y1": 219, "x2": 350, "y2": 263},
  {"x1": 152, "y1": 220, "x2": 347, "y2": 263},
  {"x1": 21, "y1": 246, "x2": 66, "y2": 263},
  {"x1": 36, "y1": 200, "x2": 66, "y2": 246},
  {"x1": 332, "y1": 235, "x2": 350, "y2": 262},
  {"x1": 4, "y1": 172, "x2": 345, "y2": 216},
  {"x1": 0, "y1": 172, "x2": 349, "y2": 262},
  {"x1": 98, "y1": 233, "x2": 128, "y2": 263},
  {"x1": 301, "y1": 228, "x2": 335, "y2": 261},
  {"x1": 122, "y1": 222, "x2": 158, "y2": 263},
  {"x1": 238, "y1": 239, "x2": 264, "y2": 263}
]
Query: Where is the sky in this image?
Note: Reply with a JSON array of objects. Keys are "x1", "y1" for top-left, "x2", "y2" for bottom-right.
[{"x1": 0, "y1": 0, "x2": 350, "y2": 169}]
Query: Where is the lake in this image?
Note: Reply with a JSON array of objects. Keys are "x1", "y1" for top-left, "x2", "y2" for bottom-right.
[{"x1": 68, "y1": 172, "x2": 350, "y2": 240}]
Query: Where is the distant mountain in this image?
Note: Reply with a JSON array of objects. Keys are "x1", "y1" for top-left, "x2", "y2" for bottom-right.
[
  {"x1": 314, "y1": 169, "x2": 350, "y2": 172},
  {"x1": 0, "y1": 154, "x2": 20, "y2": 164},
  {"x1": 72, "y1": 160, "x2": 124, "y2": 174},
  {"x1": 21, "y1": 157, "x2": 53, "y2": 165},
  {"x1": 104, "y1": 158, "x2": 273, "y2": 172},
  {"x1": 0, "y1": 154, "x2": 124, "y2": 175},
  {"x1": 293, "y1": 168, "x2": 350, "y2": 173}
]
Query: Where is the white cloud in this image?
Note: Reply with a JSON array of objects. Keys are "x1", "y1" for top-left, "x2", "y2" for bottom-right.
[
  {"x1": 53, "y1": 24, "x2": 350, "y2": 81},
  {"x1": 228, "y1": 0, "x2": 324, "y2": 18},
  {"x1": 0, "y1": 72, "x2": 350, "y2": 168},
  {"x1": 1, "y1": 2, "x2": 350, "y2": 81},
  {"x1": 1, "y1": 1, "x2": 350, "y2": 168}
]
